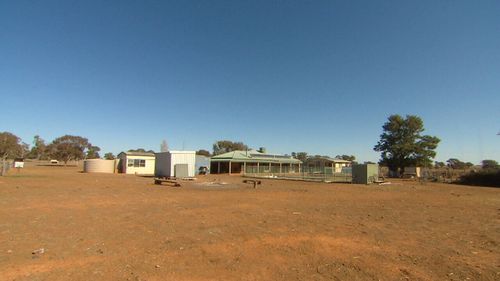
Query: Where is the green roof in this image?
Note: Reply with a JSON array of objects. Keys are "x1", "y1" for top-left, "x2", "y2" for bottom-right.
[{"x1": 210, "y1": 150, "x2": 302, "y2": 164}]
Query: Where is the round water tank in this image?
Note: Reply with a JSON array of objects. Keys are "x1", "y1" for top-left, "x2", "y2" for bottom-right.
[{"x1": 83, "y1": 159, "x2": 115, "y2": 173}]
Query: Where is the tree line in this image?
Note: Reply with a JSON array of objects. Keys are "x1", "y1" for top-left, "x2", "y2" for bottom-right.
[
  {"x1": 2, "y1": 114, "x2": 497, "y2": 176},
  {"x1": 209, "y1": 115, "x2": 497, "y2": 175},
  {"x1": 0, "y1": 132, "x2": 117, "y2": 166}
]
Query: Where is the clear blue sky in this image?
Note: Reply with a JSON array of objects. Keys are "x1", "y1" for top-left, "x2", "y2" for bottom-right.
[{"x1": 1, "y1": 0, "x2": 499, "y2": 164}]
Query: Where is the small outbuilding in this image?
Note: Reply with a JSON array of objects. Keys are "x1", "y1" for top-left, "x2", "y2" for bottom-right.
[
  {"x1": 155, "y1": 151, "x2": 196, "y2": 178},
  {"x1": 352, "y1": 163, "x2": 379, "y2": 184},
  {"x1": 303, "y1": 156, "x2": 352, "y2": 173},
  {"x1": 117, "y1": 151, "x2": 156, "y2": 175}
]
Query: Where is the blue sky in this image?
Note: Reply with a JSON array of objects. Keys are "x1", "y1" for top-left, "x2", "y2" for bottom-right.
[{"x1": 1, "y1": 0, "x2": 499, "y2": 163}]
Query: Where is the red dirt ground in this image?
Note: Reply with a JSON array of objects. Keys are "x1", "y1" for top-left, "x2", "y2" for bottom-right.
[{"x1": 0, "y1": 166, "x2": 499, "y2": 280}]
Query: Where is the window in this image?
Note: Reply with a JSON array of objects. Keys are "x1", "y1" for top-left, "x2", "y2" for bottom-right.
[{"x1": 128, "y1": 159, "x2": 146, "y2": 167}]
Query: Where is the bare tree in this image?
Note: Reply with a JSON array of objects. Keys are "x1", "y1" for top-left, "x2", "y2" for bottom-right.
[{"x1": 160, "y1": 140, "x2": 169, "y2": 152}]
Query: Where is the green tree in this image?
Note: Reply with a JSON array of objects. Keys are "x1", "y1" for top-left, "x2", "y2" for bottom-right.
[
  {"x1": 481, "y1": 160, "x2": 498, "y2": 170},
  {"x1": 21, "y1": 142, "x2": 29, "y2": 158},
  {"x1": 447, "y1": 158, "x2": 467, "y2": 169},
  {"x1": 196, "y1": 149, "x2": 211, "y2": 157},
  {"x1": 434, "y1": 161, "x2": 446, "y2": 168},
  {"x1": 28, "y1": 135, "x2": 47, "y2": 160},
  {"x1": 46, "y1": 135, "x2": 91, "y2": 165},
  {"x1": 0, "y1": 132, "x2": 25, "y2": 175},
  {"x1": 335, "y1": 155, "x2": 356, "y2": 161},
  {"x1": 128, "y1": 148, "x2": 155, "y2": 153},
  {"x1": 86, "y1": 145, "x2": 101, "y2": 159},
  {"x1": 212, "y1": 140, "x2": 249, "y2": 155},
  {"x1": 295, "y1": 152, "x2": 308, "y2": 162},
  {"x1": 104, "y1": 152, "x2": 115, "y2": 160},
  {"x1": 374, "y1": 114, "x2": 440, "y2": 174}
]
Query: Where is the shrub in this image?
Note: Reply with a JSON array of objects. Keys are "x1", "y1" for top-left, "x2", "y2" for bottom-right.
[{"x1": 459, "y1": 170, "x2": 500, "y2": 188}]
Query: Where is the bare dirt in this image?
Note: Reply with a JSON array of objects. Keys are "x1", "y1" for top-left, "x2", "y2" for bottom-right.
[{"x1": 0, "y1": 166, "x2": 499, "y2": 281}]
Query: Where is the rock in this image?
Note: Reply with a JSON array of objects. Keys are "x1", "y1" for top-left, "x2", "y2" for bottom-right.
[
  {"x1": 155, "y1": 265, "x2": 160, "y2": 268},
  {"x1": 32, "y1": 248, "x2": 45, "y2": 255}
]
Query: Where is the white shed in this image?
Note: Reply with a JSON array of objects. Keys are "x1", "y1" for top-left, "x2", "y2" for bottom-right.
[
  {"x1": 117, "y1": 151, "x2": 156, "y2": 175},
  {"x1": 155, "y1": 151, "x2": 196, "y2": 178}
]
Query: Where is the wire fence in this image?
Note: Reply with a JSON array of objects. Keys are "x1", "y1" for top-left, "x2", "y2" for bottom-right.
[
  {"x1": 243, "y1": 166, "x2": 352, "y2": 183},
  {"x1": 378, "y1": 166, "x2": 476, "y2": 183}
]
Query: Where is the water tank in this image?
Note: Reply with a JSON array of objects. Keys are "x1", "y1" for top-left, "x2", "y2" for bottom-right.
[{"x1": 83, "y1": 159, "x2": 116, "y2": 173}]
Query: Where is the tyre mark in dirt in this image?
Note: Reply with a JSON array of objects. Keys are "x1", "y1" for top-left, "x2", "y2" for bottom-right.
[{"x1": 1, "y1": 256, "x2": 105, "y2": 280}]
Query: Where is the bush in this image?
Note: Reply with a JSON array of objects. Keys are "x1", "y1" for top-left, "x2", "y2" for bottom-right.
[{"x1": 459, "y1": 170, "x2": 500, "y2": 187}]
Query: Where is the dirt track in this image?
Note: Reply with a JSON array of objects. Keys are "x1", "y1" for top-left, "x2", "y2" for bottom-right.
[{"x1": 0, "y1": 166, "x2": 499, "y2": 280}]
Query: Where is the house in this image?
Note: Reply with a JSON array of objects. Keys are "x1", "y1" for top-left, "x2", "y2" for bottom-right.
[
  {"x1": 303, "y1": 156, "x2": 352, "y2": 174},
  {"x1": 117, "y1": 151, "x2": 155, "y2": 175},
  {"x1": 210, "y1": 150, "x2": 302, "y2": 174}
]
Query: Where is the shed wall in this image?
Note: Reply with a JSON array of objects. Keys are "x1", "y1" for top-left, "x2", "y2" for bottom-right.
[
  {"x1": 122, "y1": 155, "x2": 155, "y2": 175},
  {"x1": 352, "y1": 164, "x2": 379, "y2": 184},
  {"x1": 155, "y1": 151, "x2": 196, "y2": 178},
  {"x1": 171, "y1": 152, "x2": 196, "y2": 177}
]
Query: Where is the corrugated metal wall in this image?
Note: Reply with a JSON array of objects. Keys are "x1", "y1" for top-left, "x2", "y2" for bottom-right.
[
  {"x1": 155, "y1": 151, "x2": 196, "y2": 178},
  {"x1": 83, "y1": 159, "x2": 116, "y2": 173}
]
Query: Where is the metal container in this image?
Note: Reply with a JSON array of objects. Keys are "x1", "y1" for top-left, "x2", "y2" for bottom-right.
[
  {"x1": 83, "y1": 159, "x2": 116, "y2": 173},
  {"x1": 352, "y1": 164, "x2": 379, "y2": 184}
]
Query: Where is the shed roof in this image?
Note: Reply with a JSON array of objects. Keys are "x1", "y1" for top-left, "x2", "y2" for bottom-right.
[
  {"x1": 118, "y1": 151, "x2": 156, "y2": 157},
  {"x1": 155, "y1": 150, "x2": 196, "y2": 155},
  {"x1": 210, "y1": 150, "x2": 301, "y2": 164}
]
